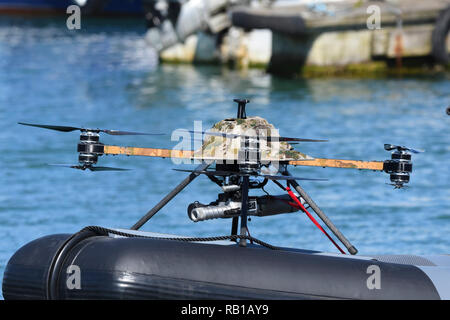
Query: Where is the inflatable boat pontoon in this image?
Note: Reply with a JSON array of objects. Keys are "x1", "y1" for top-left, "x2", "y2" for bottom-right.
[{"x1": 3, "y1": 226, "x2": 450, "y2": 300}]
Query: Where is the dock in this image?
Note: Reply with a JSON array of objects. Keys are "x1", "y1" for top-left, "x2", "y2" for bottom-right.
[{"x1": 145, "y1": 0, "x2": 450, "y2": 75}]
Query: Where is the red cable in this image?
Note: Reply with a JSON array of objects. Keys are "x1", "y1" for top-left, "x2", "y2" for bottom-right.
[{"x1": 285, "y1": 186, "x2": 346, "y2": 254}]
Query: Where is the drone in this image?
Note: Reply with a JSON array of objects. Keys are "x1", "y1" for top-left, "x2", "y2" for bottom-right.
[{"x1": 18, "y1": 99, "x2": 421, "y2": 255}]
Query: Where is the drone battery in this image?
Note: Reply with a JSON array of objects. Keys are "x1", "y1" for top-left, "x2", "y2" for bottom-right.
[{"x1": 255, "y1": 195, "x2": 300, "y2": 217}]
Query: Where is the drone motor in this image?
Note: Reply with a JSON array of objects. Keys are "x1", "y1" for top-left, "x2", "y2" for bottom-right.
[
  {"x1": 383, "y1": 144, "x2": 416, "y2": 188},
  {"x1": 77, "y1": 131, "x2": 104, "y2": 167}
]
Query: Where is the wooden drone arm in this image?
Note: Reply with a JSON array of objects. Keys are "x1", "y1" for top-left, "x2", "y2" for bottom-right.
[
  {"x1": 103, "y1": 146, "x2": 384, "y2": 171},
  {"x1": 288, "y1": 158, "x2": 384, "y2": 171},
  {"x1": 103, "y1": 145, "x2": 194, "y2": 159}
]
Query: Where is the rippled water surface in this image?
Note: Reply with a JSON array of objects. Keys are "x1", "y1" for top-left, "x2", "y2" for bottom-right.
[{"x1": 0, "y1": 16, "x2": 449, "y2": 298}]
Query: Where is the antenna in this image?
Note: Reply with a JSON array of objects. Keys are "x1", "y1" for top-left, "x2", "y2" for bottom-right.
[{"x1": 234, "y1": 99, "x2": 249, "y2": 119}]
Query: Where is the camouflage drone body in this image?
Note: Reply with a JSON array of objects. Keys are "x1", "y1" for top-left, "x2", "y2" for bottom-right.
[{"x1": 193, "y1": 116, "x2": 313, "y2": 162}]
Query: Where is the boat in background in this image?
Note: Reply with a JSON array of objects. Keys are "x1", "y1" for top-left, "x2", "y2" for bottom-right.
[{"x1": 0, "y1": 0, "x2": 144, "y2": 16}]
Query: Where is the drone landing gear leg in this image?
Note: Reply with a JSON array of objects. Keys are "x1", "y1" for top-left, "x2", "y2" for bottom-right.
[
  {"x1": 239, "y1": 175, "x2": 250, "y2": 247},
  {"x1": 231, "y1": 217, "x2": 239, "y2": 237},
  {"x1": 130, "y1": 162, "x2": 211, "y2": 230},
  {"x1": 284, "y1": 170, "x2": 358, "y2": 255}
]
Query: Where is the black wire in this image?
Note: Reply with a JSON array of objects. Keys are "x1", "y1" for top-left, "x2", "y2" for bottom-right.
[
  {"x1": 206, "y1": 174, "x2": 223, "y2": 187},
  {"x1": 81, "y1": 226, "x2": 279, "y2": 250},
  {"x1": 272, "y1": 179, "x2": 286, "y2": 191},
  {"x1": 261, "y1": 185, "x2": 270, "y2": 196}
]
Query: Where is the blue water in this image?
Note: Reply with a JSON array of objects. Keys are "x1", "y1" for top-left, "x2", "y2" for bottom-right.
[{"x1": 0, "y1": 17, "x2": 449, "y2": 298}]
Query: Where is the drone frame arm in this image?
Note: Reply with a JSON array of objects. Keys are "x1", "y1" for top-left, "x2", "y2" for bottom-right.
[
  {"x1": 103, "y1": 145, "x2": 385, "y2": 172},
  {"x1": 103, "y1": 145, "x2": 194, "y2": 159},
  {"x1": 288, "y1": 158, "x2": 384, "y2": 171}
]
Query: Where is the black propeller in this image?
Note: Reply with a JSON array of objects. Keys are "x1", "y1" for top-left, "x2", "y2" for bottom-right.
[
  {"x1": 49, "y1": 164, "x2": 129, "y2": 171},
  {"x1": 173, "y1": 169, "x2": 327, "y2": 181},
  {"x1": 386, "y1": 183, "x2": 409, "y2": 189},
  {"x1": 182, "y1": 130, "x2": 328, "y2": 142},
  {"x1": 384, "y1": 144, "x2": 423, "y2": 154},
  {"x1": 18, "y1": 122, "x2": 164, "y2": 136}
]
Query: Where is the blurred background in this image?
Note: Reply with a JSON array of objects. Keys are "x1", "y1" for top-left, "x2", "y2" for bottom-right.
[{"x1": 0, "y1": 0, "x2": 449, "y2": 298}]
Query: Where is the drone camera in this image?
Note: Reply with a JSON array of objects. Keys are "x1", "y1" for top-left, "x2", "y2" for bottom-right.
[{"x1": 187, "y1": 194, "x2": 300, "y2": 222}]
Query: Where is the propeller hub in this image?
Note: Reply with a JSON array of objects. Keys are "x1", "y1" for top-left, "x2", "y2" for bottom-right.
[{"x1": 80, "y1": 131, "x2": 100, "y2": 142}]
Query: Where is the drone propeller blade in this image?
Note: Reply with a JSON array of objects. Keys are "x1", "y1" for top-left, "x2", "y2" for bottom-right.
[
  {"x1": 89, "y1": 166, "x2": 130, "y2": 171},
  {"x1": 384, "y1": 144, "x2": 424, "y2": 154},
  {"x1": 278, "y1": 137, "x2": 328, "y2": 142},
  {"x1": 49, "y1": 164, "x2": 129, "y2": 171},
  {"x1": 99, "y1": 129, "x2": 164, "y2": 136},
  {"x1": 19, "y1": 122, "x2": 81, "y2": 132},
  {"x1": 48, "y1": 164, "x2": 80, "y2": 169},
  {"x1": 184, "y1": 130, "x2": 328, "y2": 142},
  {"x1": 407, "y1": 148, "x2": 423, "y2": 154},
  {"x1": 173, "y1": 169, "x2": 326, "y2": 181},
  {"x1": 260, "y1": 174, "x2": 328, "y2": 182},
  {"x1": 173, "y1": 169, "x2": 232, "y2": 176},
  {"x1": 386, "y1": 183, "x2": 409, "y2": 189},
  {"x1": 19, "y1": 122, "x2": 164, "y2": 136}
]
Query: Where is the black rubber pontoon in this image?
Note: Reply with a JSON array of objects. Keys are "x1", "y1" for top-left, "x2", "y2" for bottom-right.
[{"x1": 3, "y1": 227, "x2": 450, "y2": 300}]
